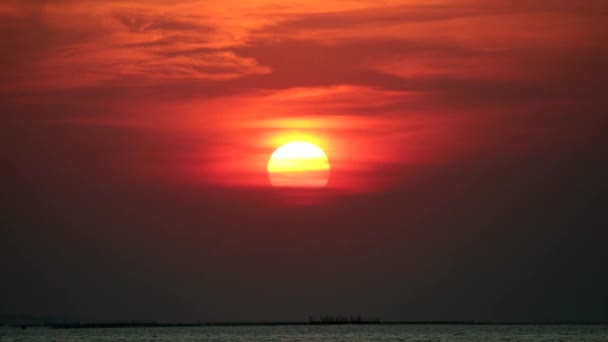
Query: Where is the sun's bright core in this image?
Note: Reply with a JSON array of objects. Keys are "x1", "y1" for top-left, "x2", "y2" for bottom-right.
[{"x1": 267, "y1": 141, "x2": 330, "y2": 188}]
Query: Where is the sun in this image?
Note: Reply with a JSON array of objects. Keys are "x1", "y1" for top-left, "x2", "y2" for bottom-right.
[{"x1": 267, "y1": 141, "x2": 330, "y2": 188}]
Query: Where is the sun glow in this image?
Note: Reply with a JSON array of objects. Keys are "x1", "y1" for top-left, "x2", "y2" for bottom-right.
[{"x1": 267, "y1": 142, "x2": 330, "y2": 188}]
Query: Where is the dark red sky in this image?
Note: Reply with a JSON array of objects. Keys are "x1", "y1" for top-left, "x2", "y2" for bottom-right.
[{"x1": 1, "y1": 0, "x2": 608, "y2": 322}]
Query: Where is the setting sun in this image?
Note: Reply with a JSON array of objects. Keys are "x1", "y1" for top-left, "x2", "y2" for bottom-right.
[{"x1": 267, "y1": 142, "x2": 330, "y2": 188}]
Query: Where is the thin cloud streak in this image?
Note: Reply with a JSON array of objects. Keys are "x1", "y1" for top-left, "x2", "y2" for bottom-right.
[{"x1": 1, "y1": 0, "x2": 607, "y2": 191}]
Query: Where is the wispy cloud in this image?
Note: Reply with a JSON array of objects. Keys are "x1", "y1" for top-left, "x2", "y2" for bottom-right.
[{"x1": 1, "y1": 0, "x2": 606, "y2": 191}]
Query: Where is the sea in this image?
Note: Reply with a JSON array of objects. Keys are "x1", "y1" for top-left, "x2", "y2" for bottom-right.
[{"x1": 1, "y1": 324, "x2": 608, "y2": 341}]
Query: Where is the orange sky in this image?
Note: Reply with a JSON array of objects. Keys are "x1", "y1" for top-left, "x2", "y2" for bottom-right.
[
  {"x1": 1, "y1": 0, "x2": 606, "y2": 192},
  {"x1": 2, "y1": 0, "x2": 608, "y2": 323}
]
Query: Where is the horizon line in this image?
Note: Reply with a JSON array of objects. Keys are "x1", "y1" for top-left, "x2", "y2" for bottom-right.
[{"x1": 6, "y1": 320, "x2": 608, "y2": 329}]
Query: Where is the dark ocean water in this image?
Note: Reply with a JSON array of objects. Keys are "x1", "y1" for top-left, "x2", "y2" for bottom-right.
[{"x1": 2, "y1": 324, "x2": 608, "y2": 341}]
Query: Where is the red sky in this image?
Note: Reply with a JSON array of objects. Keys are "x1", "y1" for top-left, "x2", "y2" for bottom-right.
[
  {"x1": 3, "y1": 0, "x2": 606, "y2": 192},
  {"x1": 1, "y1": 0, "x2": 608, "y2": 322}
]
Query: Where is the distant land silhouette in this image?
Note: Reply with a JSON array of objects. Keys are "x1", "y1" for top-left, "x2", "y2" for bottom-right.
[
  {"x1": 2, "y1": 314, "x2": 607, "y2": 329},
  {"x1": 308, "y1": 314, "x2": 380, "y2": 325}
]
